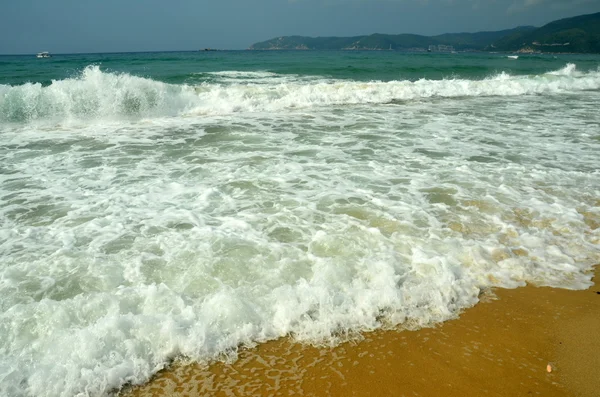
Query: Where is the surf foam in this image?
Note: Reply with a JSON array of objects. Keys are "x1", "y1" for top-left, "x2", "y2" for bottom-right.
[
  {"x1": 0, "y1": 64, "x2": 598, "y2": 124},
  {"x1": 0, "y1": 62, "x2": 599, "y2": 397}
]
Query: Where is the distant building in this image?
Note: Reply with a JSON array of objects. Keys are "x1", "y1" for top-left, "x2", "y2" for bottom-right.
[{"x1": 428, "y1": 45, "x2": 455, "y2": 52}]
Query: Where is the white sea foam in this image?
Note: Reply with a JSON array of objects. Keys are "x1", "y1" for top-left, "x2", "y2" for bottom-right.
[
  {"x1": 199, "y1": 70, "x2": 327, "y2": 85},
  {"x1": 0, "y1": 66, "x2": 199, "y2": 124},
  {"x1": 548, "y1": 62, "x2": 578, "y2": 76},
  {"x1": 0, "y1": 63, "x2": 599, "y2": 397},
  {"x1": 1, "y1": 63, "x2": 599, "y2": 124}
]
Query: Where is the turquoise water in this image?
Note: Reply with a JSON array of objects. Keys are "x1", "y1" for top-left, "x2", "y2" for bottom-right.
[
  {"x1": 1, "y1": 51, "x2": 600, "y2": 397},
  {"x1": 3, "y1": 50, "x2": 600, "y2": 86}
]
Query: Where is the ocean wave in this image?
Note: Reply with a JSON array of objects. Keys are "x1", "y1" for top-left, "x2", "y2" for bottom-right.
[
  {"x1": 0, "y1": 63, "x2": 598, "y2": 124},
  {"x1": 0, "y1": 66, "x2": 198, "y2": 124},
  {"x1": 1, "y1": 63, "x2": 599, "y2": 397}
]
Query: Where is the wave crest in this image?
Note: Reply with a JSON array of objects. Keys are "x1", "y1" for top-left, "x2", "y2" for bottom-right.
[
  {"x1": 0, "y1": 66, "x2": 197, "y2": 123},
  {"x1": 1, "y1": 63, "x2": 598, "y2": 124}
]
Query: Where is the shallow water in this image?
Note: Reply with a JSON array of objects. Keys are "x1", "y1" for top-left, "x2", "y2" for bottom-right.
[{"x1": 1, "y1": 51, "x2": 599, "y2": 397}]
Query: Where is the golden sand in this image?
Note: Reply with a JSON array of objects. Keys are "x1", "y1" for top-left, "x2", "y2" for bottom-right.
[{"x1": 122, "y1": 266, "x2": 600, "y2": 397}]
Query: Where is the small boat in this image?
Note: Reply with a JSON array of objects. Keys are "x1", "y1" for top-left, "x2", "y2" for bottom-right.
[
  {"x1": 507, "y1": 55, "x2": 519, "y2": 59},
  {"x1": 36, "y1": 52, "x2": 51, "y2": 58}
]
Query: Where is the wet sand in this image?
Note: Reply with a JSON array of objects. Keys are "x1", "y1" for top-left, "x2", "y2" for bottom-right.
[{"x1": 122, "y1": 266, "x2": 600, "y2": 397}]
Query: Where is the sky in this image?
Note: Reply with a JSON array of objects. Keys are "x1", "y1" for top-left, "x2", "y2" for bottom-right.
[{"x1": 1, "y1": 0, "x2": 599, "y2": 54}]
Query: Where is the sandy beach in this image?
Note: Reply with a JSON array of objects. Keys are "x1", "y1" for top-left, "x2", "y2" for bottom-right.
[{"x1": 121, "y1": 265, "x2": 599, "y2": 397}]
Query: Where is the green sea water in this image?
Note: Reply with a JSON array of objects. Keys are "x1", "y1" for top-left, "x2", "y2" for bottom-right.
[{"x1": 2, "y1": 50, "x2": 600, "y2": 86}]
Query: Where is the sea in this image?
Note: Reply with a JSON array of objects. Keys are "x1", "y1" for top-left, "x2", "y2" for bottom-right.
[{"x1": 1, "y1": 50, "x2": 599, "y2": 397}]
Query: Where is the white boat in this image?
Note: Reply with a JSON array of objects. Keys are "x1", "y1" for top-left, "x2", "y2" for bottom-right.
[
  {"x1": 36, "y1": 52, "x2": 51, "y2": 58},
  {"x1": 507, "y1": 55, "x2": 519, "y2": 59}
]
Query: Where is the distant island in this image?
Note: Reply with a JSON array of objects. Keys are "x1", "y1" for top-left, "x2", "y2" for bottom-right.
[{"x1": 249, "y1": 11, "x2": 600, "y2": 53}]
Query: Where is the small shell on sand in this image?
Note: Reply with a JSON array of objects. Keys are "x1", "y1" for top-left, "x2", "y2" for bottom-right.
[{"x1": 546, "y1": 364, "x2": 553, "y2": 373}]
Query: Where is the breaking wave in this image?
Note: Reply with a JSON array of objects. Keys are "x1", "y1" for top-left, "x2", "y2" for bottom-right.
[
  {"x1": 1, "y1": 59, "x2": 599, "y2": 397},
  {"x1": 0, "y1": 63, "x2": 599, "y2": 124}
]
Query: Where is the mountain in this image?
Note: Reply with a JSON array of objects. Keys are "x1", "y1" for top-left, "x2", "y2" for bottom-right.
[
  {"x1": 249, "y1": 27, "x2": 535, "y2": 51},
  {"x1": 433, "y1": 27, "x2": 535, "y2": 49},
  {"x1": 494, "y1": 12, "x2": 600, "y2": 53},
  {"x1": 249, "y1": 11, "x2": 600, "y2": 53}
]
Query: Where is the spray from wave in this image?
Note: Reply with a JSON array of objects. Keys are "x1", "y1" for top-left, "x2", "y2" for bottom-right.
[
  {"x1": 0, "y1": 66, "x2": 198, "y2": 123},
  {"x1": 0, "y1": 63, "x2": 598, "y2": 124},
  {"x1": 1, "y1": 59, "x2": 599, "y2": 397}
]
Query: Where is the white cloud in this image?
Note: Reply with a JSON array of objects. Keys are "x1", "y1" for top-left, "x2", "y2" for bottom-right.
[
  {"x1": 288, "y1": 0, "x2": 598, "y2": 12},
  {"x1": 508, "y1": 0, "x2": 541, "y2": 13},
  {"x1": 508, "y1": 0, "x2": 599, "y2": 14}
]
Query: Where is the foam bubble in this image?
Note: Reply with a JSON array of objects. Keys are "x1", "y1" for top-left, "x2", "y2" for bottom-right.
[
  {"x1": 0, "y1": 63, "x2": 599, "y2": 397},
  {"x1": 548, "y1": 62, "x2": 578, "y2": 76},
  {"x1": 1, "y1": 64, "x2": 600, "y2": 125},
  {"x1": 0, "y1": 66, "x2": 199, "y2": 124}
]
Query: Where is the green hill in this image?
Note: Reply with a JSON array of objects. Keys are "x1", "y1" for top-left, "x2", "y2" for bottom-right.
[
  {"x1": 249, "y1": 11, "x2": 600, "y2": 53},
  {"x1": 494, "y1": 12, "x2": 600, "y2": 53},
  {"x1": 249, "y1": 27, "x2": 536, "y2": 51},
  {"x1": 433, "y1": 27, "x2": 535, "y2": 49}
]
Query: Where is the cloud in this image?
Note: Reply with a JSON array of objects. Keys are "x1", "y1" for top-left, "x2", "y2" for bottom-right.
[
  {"x1": 508, "y1": 0, "x2": 599, "y2": 13},
  {"x1": 287, "y1": 0, "x2": 598, "y2": 12},
  {"x1": 508, "y1": 0, "x2": 544, "y2": 14}
]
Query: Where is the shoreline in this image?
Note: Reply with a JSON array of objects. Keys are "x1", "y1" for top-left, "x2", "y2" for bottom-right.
[{"x1": 122, "y1": 265, "x2": 599, "y2": 397}]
